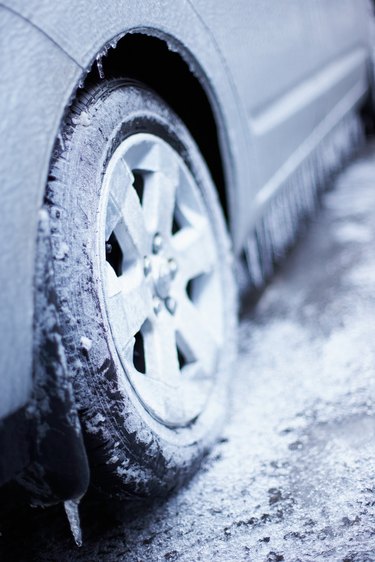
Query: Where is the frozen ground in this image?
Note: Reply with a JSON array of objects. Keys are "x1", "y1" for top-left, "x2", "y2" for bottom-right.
[{"x1": 1, "y1": 144, "x2": 375, "y2": 561}]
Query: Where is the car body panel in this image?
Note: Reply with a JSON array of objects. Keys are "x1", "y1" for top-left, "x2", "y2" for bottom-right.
[
  {"x1": 192, "y1": 0, "x2": 371, "y2": 211},
  {"x1": 0, "y1": 0, "x2": 372, "y2": 428},
  {"x1": 0, "y1": 0, "x2": 252, "y2": 243},
  {"x1": 0, "y1": 6, "x2": 80, "y2": 418}
]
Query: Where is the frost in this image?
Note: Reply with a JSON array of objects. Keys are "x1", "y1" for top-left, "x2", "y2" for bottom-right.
[
  {"x1": 245, "y1": 111, "x2": 364, "y2": 288},
  {"x1": 72, "y1": 111, "x2": 91, "y2": 127},
  {"x1": 95, "y1": 43, "x2": 110, "y2": 80},
  {"x1": 92, "y1": 412, "x2": 105, "y2": 423},
  {"x1": 54, "y1": 242, "x2": 69, "y2": 260},
  {"x1": 85, "y1": 412, "x2": 106, "y2": 435},
  {"x1": 38, "y1": 207, "x2": 49, "y2": 225},
  {"x1": 348, "y1": 263, "x2": 375, "y2": 288},
  {"x1": 110, "y1": 455, "x2": 119, "y2": 463},
  {"x1": 64, "y1": 500, "x2": 82, "y2": 547},
  {"x1": 96, "y1": 57, "x2": 105, "y2": 80},
  {"x1": 333, "y1": 222, "x2": 372, "y2": 244},
  {"x1": 57, "y1": 131, "x2": 65, "y2": 151},
  {"x1": 80, "y1": 336, "x2": 92, "y2": 352},
  {"x1": 41, "y1": 140, "x2": 375, "y2": 562}
]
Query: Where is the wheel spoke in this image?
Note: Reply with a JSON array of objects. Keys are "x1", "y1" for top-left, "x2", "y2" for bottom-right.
[
  {"x1": 142, "y1": 169, "x2": 179, "y2": 237},
  {"x1": 128, "y1": 369, "x2": 186, "y2": 424},
  {"x1": 121, "y1": 185, "x2": 148, "y2": 255},
  {"x1": 105, "y1": 262, "x2": 151, "y2": 348},
  {"x1": 105, "y1": 197, "x2": 122, "y2": 241},
  {"x1": 106, "y1": 159, "x2": 148, "y2": 255},
  {"x1": 105, "y1": 260, "x2": 122, "y2": 298},
  {"x1": 175, "y1": 295, "x2": 218, "y2": 376},
  {"x1": 135, "y1": 141, "x2": 180, "y2": 180},
  {"x1": 105, "y1": 159, "x2": 133, "y2": 239},
  {"x1": 173, "y1": 224, "x2": 216, "y2": 283},
  {"x1": 109, "y1": 158, "x2": 134, "y2": 207},
  {"x1": 136, "y1": 140, "x2": 179, "y2": 238},
  {"x1": 143, "y1": 316, "x2": 181, "y2": 387}
]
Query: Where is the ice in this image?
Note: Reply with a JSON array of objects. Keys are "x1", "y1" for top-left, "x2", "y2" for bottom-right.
[
  {"x1": 63, "y1": 500, "x2": 82, "y2": 547},
  {"x1": 54, "y1": 242, "x2": 69, "y2": 260},
  {"x1": 85, "y1": 412, "x2": 106, "y2": 435},
  {"x1": 80, "y1": 336, "x2": 92, "y2": 352},
  {"x1": 245, "y1": 110, "x2": 364, "y2": 288},
  {"x1": 96, "y1": 44, "x2": 110, "y2": 80},
  {"x1": 57, "y1": 132, "x2": 65, "y2": 152},
  {"x1": 72, "y1": 111, "x2": 91, "y2": 127},
  {"x1": 96, "y1": 57, "x2": 105, "y2": 80}
]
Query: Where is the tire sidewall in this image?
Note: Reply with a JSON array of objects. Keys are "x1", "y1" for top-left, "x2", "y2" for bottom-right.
[{"x1": 46, "y1": 80, "x2": 237, "y2": 496}]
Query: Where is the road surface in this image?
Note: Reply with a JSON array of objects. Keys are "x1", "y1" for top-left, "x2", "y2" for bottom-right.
[{"x1": 1, "y1": 144, "x2": 375, "y2": 561}]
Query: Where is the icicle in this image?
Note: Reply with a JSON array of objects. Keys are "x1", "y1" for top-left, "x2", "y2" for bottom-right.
[
  {"x1": 96, "y1": 57, "x2": 105, "y2": 79},
  {"x1": 245, "y1": 234, "x2": 263, "y2": 288},
  {"x1": 96, "y1": 44, "x2": 110, "y2": 80},
  {"x1": 267, "y1": 198, "x2": 281, "y2": 260},
  {"x1": 285, "y1": 180, "x2": 296, "y2": 246},
  {"x1": 276, "y1": 194, "x2": 287, "y2": 258},
  {"x1": 278, "y1": 188, "x2": 289, "y2": 251},
  {"x1": 244, "y1": 109, "x2": 365, "y2": 289},
  {"x1": 57, "y1": 131, "x2": 65, "y2": 152},
  {"x1": 290, "y1": 172, "x2": 301, "y2": 230},
  {"x1": 300, "y1": 165, "x2": 311, "y2": 215},
  {"x1": 258, "y1": 220, "x2": 274, "y2": 280},
  {"x1": 309, "y1": 158, "x2": 319, "y2": 210},
  {"x1": 64, "y1": 499, "x2": 83, "y2": 547}
]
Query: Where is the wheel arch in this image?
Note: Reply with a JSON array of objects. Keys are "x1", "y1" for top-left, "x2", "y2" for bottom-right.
[{"x1": 79, "y1": 31, "x2": 229, "y2": 222}]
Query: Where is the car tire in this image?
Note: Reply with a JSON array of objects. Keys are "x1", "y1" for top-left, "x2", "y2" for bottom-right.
[{"x1": 44, "y1": 79, "x2": 237, "y2": 499}]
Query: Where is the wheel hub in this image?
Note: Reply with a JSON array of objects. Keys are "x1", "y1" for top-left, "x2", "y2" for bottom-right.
[{"x1": 147, "y1": 233, "x2": 178, "y2": 306}]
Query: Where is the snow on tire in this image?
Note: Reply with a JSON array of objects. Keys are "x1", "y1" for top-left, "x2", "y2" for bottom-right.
[{"x1": 44, "y1": 79, "x2": 237, "y2": 498}]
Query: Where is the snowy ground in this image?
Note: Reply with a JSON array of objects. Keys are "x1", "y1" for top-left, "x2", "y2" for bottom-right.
[{"x1": 1, "y1": 144, "x2": 375, "y2": 561}]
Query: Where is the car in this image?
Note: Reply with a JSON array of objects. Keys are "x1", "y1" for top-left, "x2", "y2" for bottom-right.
[{"x1": 0, "y1": 0, "x2": 373, "y2": 515}]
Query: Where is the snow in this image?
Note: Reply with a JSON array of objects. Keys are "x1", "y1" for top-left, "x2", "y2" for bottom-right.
[
  {"x1": 246, "y1": 110, "x2": 364, "y2": 290},
  {"x1": 2, "y1": 141, "x2": 375, "y2": 562},
  {"x1": 72, "y1": 111, "x2": 91, "y2": 127},
  {"x1": 54, "y1": 242, "x2": 69, "y2": 260},
  {"x1": 333, "y1": 223, "x2": 372, "y2": 244},
  {"x1": 80, "y1": 336, "x2": 93, "y2": 353},
  {"x1": 71, "y1": 142, "x2": 375, "y2": 561}
]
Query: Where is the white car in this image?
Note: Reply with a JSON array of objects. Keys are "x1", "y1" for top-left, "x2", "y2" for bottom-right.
[{"x1": 0, "y1": 0, "x2": 372, "y2": 506}]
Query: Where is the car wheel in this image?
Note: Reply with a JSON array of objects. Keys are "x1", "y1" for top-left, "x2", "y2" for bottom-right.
[{"x1": 44, "y1": 79, "x2": 237, "y2": 498}]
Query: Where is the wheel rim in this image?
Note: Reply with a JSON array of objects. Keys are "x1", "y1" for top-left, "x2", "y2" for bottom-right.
[{"x1": 99, "y1": 133, "x2": 224, "y2": 427}]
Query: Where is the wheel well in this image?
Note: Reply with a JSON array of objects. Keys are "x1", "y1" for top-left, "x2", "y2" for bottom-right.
[{"x1": 83, "y1": 32, "x2": 228, "y2": 221}]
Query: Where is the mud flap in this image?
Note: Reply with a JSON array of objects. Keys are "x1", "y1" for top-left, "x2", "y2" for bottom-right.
[{"x1": 16, "y1": 209, "x2": 90, "y2": 505}]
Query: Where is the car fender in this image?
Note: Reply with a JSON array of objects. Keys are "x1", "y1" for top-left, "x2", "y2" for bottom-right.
[{"x1": 0, "y1": 0, "x2": 250, "y2": 423}]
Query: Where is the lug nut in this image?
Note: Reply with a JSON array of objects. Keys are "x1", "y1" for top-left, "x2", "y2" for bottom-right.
[
  {"x1": 165, "y1": 296, "x2": 177, "y2": 315},
  {"x1": 143, "y1": 256, "x2": 152, "y2": 276},
  {"x1": 152, "y1": 233, "x2": 163, "y2": 254},
  {"x1": 168, "y1": 258, "x2": 178, "y2": 279},
  {"x1": 153, "y1": 296, "x2": 162, "y2": 315}
]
